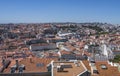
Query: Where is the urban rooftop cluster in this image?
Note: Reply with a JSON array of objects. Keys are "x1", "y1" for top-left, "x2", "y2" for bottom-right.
[{"x1": 0, "y1": 22, "x2": 120, "y2": 76}]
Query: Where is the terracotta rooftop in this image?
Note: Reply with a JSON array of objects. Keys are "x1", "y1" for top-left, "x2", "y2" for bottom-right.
[
  {"x1": 95, "y1": 61, "x2": 120, "y2": 76},
  {"x1": 52, "y1": 61, "x2": 87, "y2": 76},
  {"x1": 18, "y1": 57, "x2": 57, "y2": 73},
  {"x1": 44, "y1": 52, "x2": 59, "y2": 58},
  {"x1": 66, "y1": 45, "x2": 76, "y2": 51},
  {"x1": 3, "y1": 58, "x2": 23, "y2": 73},
  {"x1": 3, "y1": 57, "x2": 57, "y2": 73},
  {"x1": 82, "y1": 60, "x2": 91, "y2": 71},
  {"x1": 60, "y1": 50, "x2": 72, "y2": 55}
]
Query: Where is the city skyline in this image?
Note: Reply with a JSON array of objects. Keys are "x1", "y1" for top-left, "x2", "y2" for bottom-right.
[{"x1": 0, "y1": 0, "x2": 120, "y2": 24}]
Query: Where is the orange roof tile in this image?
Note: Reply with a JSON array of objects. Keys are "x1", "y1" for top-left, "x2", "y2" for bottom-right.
[{"x1": 95, "y1": 61, "x2": 120, "y2": 76}]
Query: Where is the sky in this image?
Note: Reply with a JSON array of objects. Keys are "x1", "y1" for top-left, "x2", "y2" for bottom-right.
[{"x1": 0, "y1": 0, "x2": 120, "y2": 24}]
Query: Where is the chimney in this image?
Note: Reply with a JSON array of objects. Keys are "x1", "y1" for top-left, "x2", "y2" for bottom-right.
[
  {"x1": 2, "y1": 57, "x2": 5, "y2": 66},
  {"x1": 30, "y1": 58, "x2": 33, "y2": 63},
  {"x1": 16, "y1": 60, "x2": 19, "y2": 70}
]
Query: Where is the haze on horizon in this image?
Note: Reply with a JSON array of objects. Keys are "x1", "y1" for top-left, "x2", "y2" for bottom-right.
[{"x1": 0, "y1": 0, "x2": 120, "y2": 24}]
